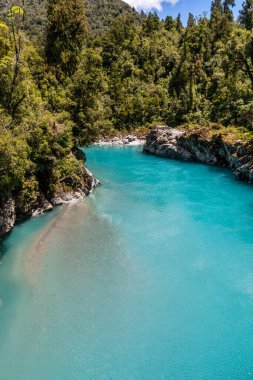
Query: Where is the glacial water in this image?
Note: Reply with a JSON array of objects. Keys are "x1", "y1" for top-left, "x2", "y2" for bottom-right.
[{"x1": 1, "y1": 146, "x2": 253, "y2": 379}]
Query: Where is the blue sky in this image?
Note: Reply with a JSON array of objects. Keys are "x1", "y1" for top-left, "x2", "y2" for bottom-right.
[{"x1": 124, "y1": 0, "x2": 243, "y2": 24}]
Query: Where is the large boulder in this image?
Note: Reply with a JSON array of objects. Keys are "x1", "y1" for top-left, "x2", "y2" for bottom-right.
[{"x1": 144, "y1": 126, "x2": 194, "y2": 161}]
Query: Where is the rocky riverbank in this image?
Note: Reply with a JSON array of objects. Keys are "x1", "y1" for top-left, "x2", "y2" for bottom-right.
[
  {"x1": 0, "y1": 149, "x2": 99, "y2": 240},
  {"x1": 144, "y1": 125, "x2": 253, "y2": 183},
  {"x1": 94, "y1": 135, "x2": 145, "y2": 146}
]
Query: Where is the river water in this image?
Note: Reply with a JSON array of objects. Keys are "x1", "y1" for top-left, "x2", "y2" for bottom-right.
[{"x1": 1, "y1": 146, "x2": 253, "y2": 379}]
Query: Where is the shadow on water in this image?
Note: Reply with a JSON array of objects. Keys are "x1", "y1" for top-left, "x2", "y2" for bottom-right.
[
  {"x1": 0, "y1": 240, "x2": 9, "y2": 260},
  {"x1": 144, "y1": 151, "x2": 253, "y2": 191},
  {"x1": 0, "y1": 217, "x2": 34, "y2": 260},
  {"x1": 0, "y1": 206, "x2": 67, "y2": 262}
]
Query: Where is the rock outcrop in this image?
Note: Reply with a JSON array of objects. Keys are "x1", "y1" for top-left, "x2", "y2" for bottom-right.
[
  {"x1": 144, "y1": 125, "x2": 253, "y2": 183},
  {"x1": 94, "y1": 135, "x2": 145, "y2": 146},
  {"x1": 0, "y1": 148, "x2": 99, "y2": 240},
  {"x1": 0, "y1": 195, "x2": 16, "y2": 239}
]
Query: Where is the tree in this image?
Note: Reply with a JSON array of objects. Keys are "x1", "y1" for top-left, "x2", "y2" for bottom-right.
[
  {"x1": 175, "y1": 13, "x2": 183, "y2": 32},
  {"x1": 239, "y1": 0, "x2": 253, "y2": 30},
  {"x1": 210, "y1": 0, "x2": 234, "y2": 45},
  {"x1": 7, "y1": 6, "x2": 25, "y2": 116},
  {"x1": 70, "y1": 48, "x2": 112, "y2": 145},
  {"x1": 227, "y1": 29, "x2": 253, "y2": 91},
  {"x1": 210, "y1": 0, "x2": 223, "y2": 40},
  {"x1": 45, "y1": 0, "x2": 87, "y2": 76},
  {"x1": 223, "y1": 0, "x2": 235, "y2": 21},
  {"x1": 144, "y1": 12, "x2": 160, "y2": 34},
  {"x1": 164, "y1": 16, "x2": 174, "y2": 31},
  {"x1": 187, "y1": 13, "x2": 195, "y2": 29}
]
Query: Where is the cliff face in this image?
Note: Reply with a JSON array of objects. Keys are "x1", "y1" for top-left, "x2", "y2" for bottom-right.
[
  {"x1": 0, "y1": 196, "x2": 15, "y2": 239},
  {"x1": 144, "y1": 126, "x2": 253, "y2": 183},
  {"x1": 0, "y1": 149, "x2": 98, "y2": 240}
]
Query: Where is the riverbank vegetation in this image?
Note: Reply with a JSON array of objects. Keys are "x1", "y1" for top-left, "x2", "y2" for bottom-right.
[{"x1": 0, "y1": 0, "x2": 253, "y2": 206}]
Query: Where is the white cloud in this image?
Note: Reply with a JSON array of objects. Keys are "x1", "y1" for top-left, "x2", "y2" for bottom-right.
[{"x1": 124, "y1": 0, "x2": 179, "y2": 11}]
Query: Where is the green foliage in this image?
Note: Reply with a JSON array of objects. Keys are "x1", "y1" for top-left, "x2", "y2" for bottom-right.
[
  {"x1": 70, "y1": 47, "x2": 113, "y2": 145},
  {"x1": 0, "y1": 127, "x2": 30, "y2": 192},
  {"x1": 8, "y1": 6, "x2": 24, "y2": 18},
  {"x1": 45, "y1": 0, "x2": 88, "y2": 77},
  {"x1": 0, "y1": 0, "x2": 139, "y2": 39},
  {"x1": 239, "y1": 0, "x2": 253, "y2": 30},
  {"x1": 14, "y1": 176, "x2": 39, "y2": 214},
  {"x1": 51, "y1": 154, "x2": 85, "y2": 193}
]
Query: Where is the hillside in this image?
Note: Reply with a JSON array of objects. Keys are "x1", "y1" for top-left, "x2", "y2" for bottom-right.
[
  {"x1": 87, "y1": 0, "x2": 138, "y2": 34},
  {"x1": 0, "y1": 0, "x2": 138, "y2": 37}
]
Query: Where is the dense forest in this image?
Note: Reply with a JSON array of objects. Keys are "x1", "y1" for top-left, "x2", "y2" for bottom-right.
[
  {"x1": 0, "y1": 0, "x2": 253, "y2": 224},
  {"x1": 0, "y1": 0, "x2": 138, "y2": 37}
]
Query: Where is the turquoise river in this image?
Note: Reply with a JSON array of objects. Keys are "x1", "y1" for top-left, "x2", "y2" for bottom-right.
[{"x1": 1, "y1": 146, "x2": 253, "y2": 379}]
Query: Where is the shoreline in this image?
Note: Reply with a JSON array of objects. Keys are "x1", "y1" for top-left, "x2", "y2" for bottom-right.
[
  {"x1": 0, "y1": 136, "x2": 143, "y2": 243},
  {"x1": 93, "y1": 134, "x2": 145, "y2": 146},
  {"x1": 144, "y1": 125, "x2": 253, "y2": 185},
  {"x1": 0, "y1": 163, "x2": 100, "y2": 242}
]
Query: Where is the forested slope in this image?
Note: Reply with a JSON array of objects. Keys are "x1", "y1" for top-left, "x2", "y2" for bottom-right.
[{"x1": 0, "y1": 0, "x2": 138, "y2": 37}]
